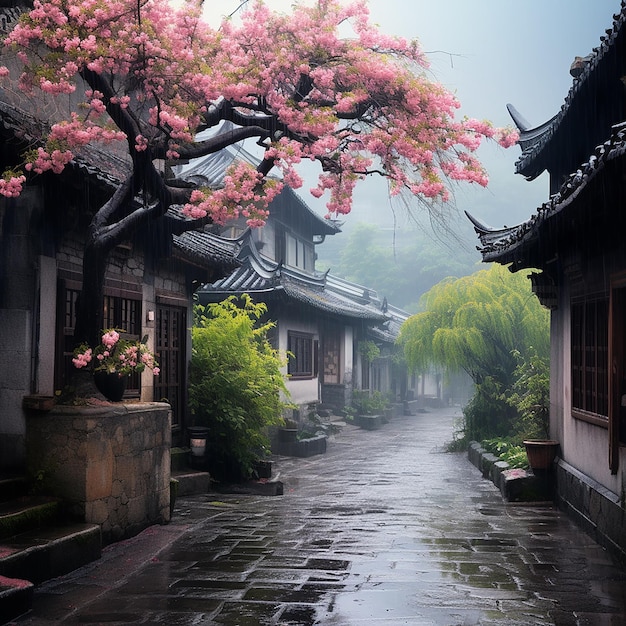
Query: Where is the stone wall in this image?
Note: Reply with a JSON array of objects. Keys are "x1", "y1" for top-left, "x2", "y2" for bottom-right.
[
  {"x1": 555, "y1": 458, "x2": 626, "y2": 564},
  {"x1": 26, "y1": 402, "x2": 171, "y2": 545},
  {"x1": 321, "y1": 383, "x2": 350, "y2": 410},
  {"x1": 0, "y1": 309, "x2": 31, "y2": 470}
]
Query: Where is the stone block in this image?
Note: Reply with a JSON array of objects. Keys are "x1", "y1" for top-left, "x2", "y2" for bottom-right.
[
  {"x1": 85, "y1": 440, "x2": 113, "y2": 501},
  {"x1": 357, "y1": 414, "x2": 382, "y2": 430},
  {"x1": 490, "y1": 460, "x2": 510, "y2": 488},
  {"x1": 500, "y1": 468, "x2": 553, "y2": 502},
  {"x1": 391, "y1": 403, "x2": 404, "y2": 419},
  {"x1": 480, "y1": 452, "x2": 499, "y2": 478},
  {"x1": 173, "y1": 471, "x2": 210, "y2": 496},
  {"x1": 467, "y1": 441, "x2": 484, "y2": 469},
  {"x1": 26, "y1": 402, "x2": 171, "y2": 545}
]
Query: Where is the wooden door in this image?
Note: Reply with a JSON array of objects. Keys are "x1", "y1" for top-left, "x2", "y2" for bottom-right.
[{"x1": 154, "y1": 304, "x2": 186, "y2": 430}]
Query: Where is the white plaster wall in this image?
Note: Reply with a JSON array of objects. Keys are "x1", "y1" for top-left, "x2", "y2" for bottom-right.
[
  {"x1": 278, "y1": 314, "x2": 319, "y2": 406},
  {"x1": 141, "y1": 282, "x2": 157, "y2": 402},
  {"x1": 553, "y1": 279, "x2": 623, "y2": 498},
  {"x1": 342, "y1": 325, "x2": 353, "y2": 386}
]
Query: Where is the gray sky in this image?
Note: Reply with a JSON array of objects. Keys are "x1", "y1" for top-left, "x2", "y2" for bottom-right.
[{"x1": 205, "y1": 1, "x2": 621, "y2": 233}]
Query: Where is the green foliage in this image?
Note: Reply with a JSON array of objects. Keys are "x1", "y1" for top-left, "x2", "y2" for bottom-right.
[
  {"x1": 462, "y1": 375, "x2": 517, "y2": 441},
  {"x1": 506, "y1": 348, "x2": 550, "y2": 441},
  {"x1": 399, "y1": 265, "x2": 550, "y2": 442},
  {"x1": 358, "y1": 340, "x2": 380, "y2": 363},
  {"x1": 351, "y1": 390, "x2": 389, "y2": 415},
  {"x1": 399, "y1": 265, "x2": 549, "y2": 381},
  {"x1": 189, "y1": 295, "x2": 289, "y2": 481},
  {"x1": 482, "y1": 438, "x2": 529, "y2": 469}
]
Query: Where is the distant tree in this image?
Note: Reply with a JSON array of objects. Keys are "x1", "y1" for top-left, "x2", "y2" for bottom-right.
[
  {"x1": 398, "y1": 264, "x2": 549, "y2": 440},
  {"x1": 320, "y1": 223, "x2": 477, "y2": 309}
]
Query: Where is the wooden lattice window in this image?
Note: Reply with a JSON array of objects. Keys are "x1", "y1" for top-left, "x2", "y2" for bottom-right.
[
  {"x1": 55, "y1": 282, "x2": 142, "y2": 396},
  {"x1": 288, "y1": 331, "x2": 314, "y2": 378},
  {"x1": 571, "y1": 297, "x2": 609, "y2": 418}
]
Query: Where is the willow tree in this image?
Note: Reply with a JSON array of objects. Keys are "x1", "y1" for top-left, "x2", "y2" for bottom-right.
[
  {"x1": 398, "y1": 264, "x2": 549, "y2": 439},
  {"x1": 0, "y1": 0, "x2": 516, "y2": 380}
]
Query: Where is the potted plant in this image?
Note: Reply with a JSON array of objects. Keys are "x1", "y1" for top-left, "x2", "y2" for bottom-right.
[
  {"x1": 72, "y1": 328, "x2": 160, "y2": 401},
  {"x1": 351, "y1": 390, "x2": 388, "y2": 430}
]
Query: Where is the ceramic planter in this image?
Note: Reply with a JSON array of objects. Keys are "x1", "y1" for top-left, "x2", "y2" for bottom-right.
[
  {"x1": 93, "y1": 371, "x2": 127, "y2": 402},
  {"x1": 523, "y1": 439, "x2": 559, "y2": 471}
]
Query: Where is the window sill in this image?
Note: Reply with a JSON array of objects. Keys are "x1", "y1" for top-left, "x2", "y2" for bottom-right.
[{"x1": 572, "y1": 409, "x2": 608, "y2": 429}]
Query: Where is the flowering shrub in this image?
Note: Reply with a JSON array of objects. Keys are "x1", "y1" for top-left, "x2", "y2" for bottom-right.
[{"x1": 72, "y1": 328, "x2": 159, "y2": 377}]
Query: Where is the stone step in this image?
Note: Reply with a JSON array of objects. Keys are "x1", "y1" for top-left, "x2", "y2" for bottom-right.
[
  {"x1": 0, "y1": 479, "x2": 102, "y2": 621},
  {"x1": 171, "y1": 470, "x2": 210, "y2": 497},
  {"x1": 0, "y1": 496, "x2": 62, "y2": 541},
  {"x1": 0, "y1": 574, "x2": 34, "y2": 624},
  {"x1": 0, "y1": 523, "x2": 101, "y2": 584},
  {"x1": 170, "y1": 447, "x2": 191, "y2": 473},
  {"x1": 0, "y1": 476, "x2": 28, "y2": 503}
]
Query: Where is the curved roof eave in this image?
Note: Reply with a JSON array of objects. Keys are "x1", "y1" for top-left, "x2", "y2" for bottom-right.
[
  {"x1": 508, "y1": 7, "x2": 626, "y2": 179},
  {"x1": 469, "y1": 123, "x2": 626, "y2": 267}
]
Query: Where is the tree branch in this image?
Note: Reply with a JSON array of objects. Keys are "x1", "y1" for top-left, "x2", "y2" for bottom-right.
[{"x1": 172, "y1": 126, "x2": 272, "y2": 160}]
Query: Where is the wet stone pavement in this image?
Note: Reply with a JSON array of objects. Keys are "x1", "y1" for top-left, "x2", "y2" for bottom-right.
[{"x1": 14, "y1": 407, "x2": 626, "y2": 625}]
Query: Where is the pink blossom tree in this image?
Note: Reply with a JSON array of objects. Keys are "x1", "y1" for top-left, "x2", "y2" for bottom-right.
[{"x1": 1, "y1": 0, "x2": 516, "y2": 354}]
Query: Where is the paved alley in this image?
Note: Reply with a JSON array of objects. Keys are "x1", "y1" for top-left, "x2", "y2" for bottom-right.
[{"x1": 13, "y1": 408, "x2": 626, "y2": 625}]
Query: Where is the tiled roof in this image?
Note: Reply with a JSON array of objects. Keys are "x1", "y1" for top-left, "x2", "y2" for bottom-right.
[
  {"x1": 200, "y1": 239, "x2": 391, "y2": 323},
  {"x1": 469, "y1": 122, "x2": 626, "y2": 264},
  {"x1": 510, "y1": 4, "x2": 626, "y2": 178},
  {"x1": 284, "y1": 275, "x2": 387, "y2": 322},
  {"x1": 172, "y1": 230, "x2": 241, "y2": 269},
  {"x1": 0, "y1": 98, "x2": 240, "y2": 270}
]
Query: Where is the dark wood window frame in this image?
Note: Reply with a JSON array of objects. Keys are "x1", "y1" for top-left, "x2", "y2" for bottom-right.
[
  {"x1": 571, "y1": 295, "x2": 609, "y2": 426},
  {"x1": 288, "y1": 331, "x2": 315, "y2": 379}
]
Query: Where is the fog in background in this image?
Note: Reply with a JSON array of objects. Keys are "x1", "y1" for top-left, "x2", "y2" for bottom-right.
[{"x1": 204, "y1": 1, "x2": 621, "y2": 300}]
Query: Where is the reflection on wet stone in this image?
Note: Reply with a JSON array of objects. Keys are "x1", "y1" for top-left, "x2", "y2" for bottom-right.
[{"x1": 20, "y1": 408, "x2": 626, "y2": 625}]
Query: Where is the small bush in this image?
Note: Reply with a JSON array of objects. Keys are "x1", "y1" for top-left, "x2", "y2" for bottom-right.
[
  {"x1": 351, "y1": 390, "x2": 388, "y2": 415},
  {"x1": 190, "y1": 295, "x2": 290, "y2": 481},
  {"x1": 506, "y1": 348, "x2": 550, "y2": 441}
]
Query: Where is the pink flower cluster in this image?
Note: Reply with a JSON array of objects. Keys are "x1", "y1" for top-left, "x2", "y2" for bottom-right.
[
  {"x1": 72, "y1": 347, "x2": 92, "y2": 369},
  {"x1": 72, "y1": 328, "x2": 159, "y2": 377},
  {"x1": 0, "y1": 174, "x2": 26, "y2": 197},
  {"x1": 183, "y1": 161, "x2": 280, "y2": 226},
  {"x1": 0, "y1": 0, "x2": 518, "y2": 217}
]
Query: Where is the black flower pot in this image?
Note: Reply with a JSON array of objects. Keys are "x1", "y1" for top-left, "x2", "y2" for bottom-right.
[{"x1": 94, "y1": 371, "x2": 127, "y2": 402}]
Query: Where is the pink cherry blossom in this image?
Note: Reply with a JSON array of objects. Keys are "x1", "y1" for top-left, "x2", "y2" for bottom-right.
[{"x1": 0, "y1": 0, "x2": 517, "y2": 223}]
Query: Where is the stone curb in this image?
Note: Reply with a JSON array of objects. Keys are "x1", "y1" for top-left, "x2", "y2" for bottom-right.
[{"x1": 468, "y1": 441, "x2": 553, "y2": 502}]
